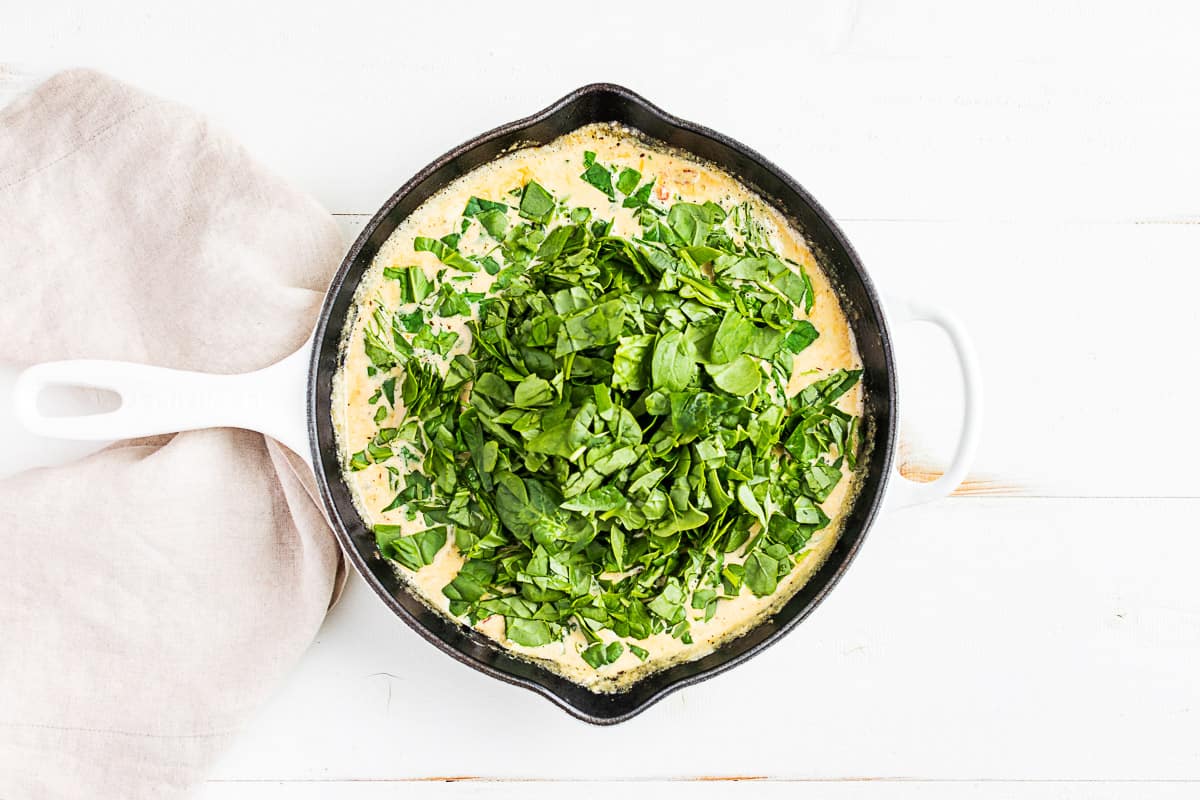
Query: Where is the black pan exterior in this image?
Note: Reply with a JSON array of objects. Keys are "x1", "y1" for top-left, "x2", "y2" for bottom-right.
[{"x1": 309, "y1": 84, "x2": 896, "y2": 725}]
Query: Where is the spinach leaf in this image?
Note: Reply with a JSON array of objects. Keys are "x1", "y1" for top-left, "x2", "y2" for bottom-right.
[
  {"x1": 783, "y1": 320, "x2": 820, "y2": 354},
  {"x1": 616, "y1": 167, "x2": 641, "y2": 195},
  {"x1": 374, "y1": 525, "x2": 447, "y2": 572},
  {"x1": 648, "y1": 579, "x2": 687, "y2": 625},
  {"x1": 506, "y1": 617, "x2": 554, "y2": 647},
  {"x1": 705, "y1": 354, "x2": 761, "y2": 395},
  {"x1": 414, "y1": 236, "x2": 477, "y2": 273},
  {"x1": 667, "y1": 202, "x2": 714, "y2": 246},
  {"x1": 744, "y1": 550, "x2": 780, "y2": 597},
  {"x1": 513, "y1": 374, "x2": 554, "y2": 408},
  {"x1": 623, "y1": 178, "x2": 658, "y2": 211},
  {"x1": 561, "y1": 486, "x2": 626, "y2": 512},
  {"x1": 463, "y1": 197, "x2": 509, "y2": 239},
  {"x1": 737, "y1": 483, "x2": 769, "y2": 529},
  {"x1": 711, "y1": 310, "x2": 756, "y2": 364},
  {"x1": 384, "y1": 265, "x2": 434, "y2": 303},
  {"x1": 580, "y1": 640, "x2": 624, "y2": 668},
  {"x1": 519, "y1": 181, "x2": 556, "y2": 224},
  {"x1": 555, "y1": 299, "x2": 626, "y2": 357},
  {"x1": 651, "y1": 330, "x2": 697, "y2": 392},
  {"x1": 612, "y1": 334, "x2": 655, "y2": 391},
  {"x1": 796, "y1": 369, "x2": 862, "y2": 407},
  {"x1": 441, "y1": 559, "x2": 495, "y2": 603},
  {"x1": 464, "y1": 196, "x2": 507, "y2": 216},
  {"x1": 580, "y1": 151, "x2": 615, "y2": 200}
]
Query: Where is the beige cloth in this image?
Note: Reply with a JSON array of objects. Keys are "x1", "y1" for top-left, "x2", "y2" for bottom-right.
[{"x1": 0, "y1": 70, "x2": 346, "y2": 798}]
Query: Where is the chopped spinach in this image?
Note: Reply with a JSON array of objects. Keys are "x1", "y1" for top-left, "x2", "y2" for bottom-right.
[{"x1": 353, "y1": 154, "x2": 862, "y2": 671}]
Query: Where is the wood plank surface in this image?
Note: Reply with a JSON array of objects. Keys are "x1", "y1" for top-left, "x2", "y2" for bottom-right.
[
  {"x1": 196, "y1": 780, "x2": 1200, "y2": 799},
  {"x1": 3, "y1": 1, "x2": 1198, "y2": 794},
  {"x1": 202, "y1": 499, "x2": 1200, "y2": 781}
]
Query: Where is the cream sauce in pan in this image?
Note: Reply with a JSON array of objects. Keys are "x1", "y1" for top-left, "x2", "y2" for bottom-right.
[{"x1": 333, "y1": 124, "x2": 863, "y2": 691}]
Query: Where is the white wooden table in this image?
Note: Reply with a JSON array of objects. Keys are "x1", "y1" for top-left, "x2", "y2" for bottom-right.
[{"x1": 3, "y1": 1, "x2": 1199, "y2": 796}]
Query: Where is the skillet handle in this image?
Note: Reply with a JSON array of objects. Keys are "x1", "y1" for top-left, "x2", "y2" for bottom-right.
[
  {"x1": 11, "y1": 344, "x2": 313, "y2": 468},
  {"x1": 884, "y1": 295, "x2": 983, "y2": 509}
]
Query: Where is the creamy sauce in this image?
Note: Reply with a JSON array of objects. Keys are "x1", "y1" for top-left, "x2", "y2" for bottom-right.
[{"x1": 333, "y1": 124, "x2": 864, "y2": 691}]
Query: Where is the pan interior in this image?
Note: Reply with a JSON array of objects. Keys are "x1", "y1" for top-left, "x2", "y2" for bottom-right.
[{"x1": 309, "y1": 84, "x2": 895, "y2": 724}]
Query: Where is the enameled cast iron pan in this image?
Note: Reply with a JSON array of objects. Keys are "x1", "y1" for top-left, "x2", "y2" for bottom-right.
[{"x1": 14, "y1": 84, "x2": 982, "y2": 724}]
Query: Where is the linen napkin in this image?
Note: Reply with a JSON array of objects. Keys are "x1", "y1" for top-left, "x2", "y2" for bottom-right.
[{"x1": 0, "y1": 70, "x2": 346, "y2": 798}]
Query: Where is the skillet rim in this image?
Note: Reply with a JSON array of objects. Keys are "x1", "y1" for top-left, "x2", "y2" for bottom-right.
[{"x1": 307, "y1": 82, "x2": 897, "y2": 724}]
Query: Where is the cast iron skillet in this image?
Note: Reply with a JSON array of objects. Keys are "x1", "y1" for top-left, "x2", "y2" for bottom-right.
[
  {"x1": 14, "y1": 84, "x2": 981, "y2": 725},
  {"x1": 308, "y1": 83, "x2": 895, "y2": 724}
]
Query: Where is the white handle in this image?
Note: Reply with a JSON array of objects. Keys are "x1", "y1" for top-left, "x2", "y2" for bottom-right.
[
  {"x1": 885, "y1": 295, "x2": 983, "y2": 509},
  {"x1": 12, "y1": 344, "x2": 313, "y2": 468}
]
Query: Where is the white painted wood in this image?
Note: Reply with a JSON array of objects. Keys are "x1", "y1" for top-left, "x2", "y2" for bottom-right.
[
  {"x1": 199, "y1": 499, "x2": 1200, "y2": 782},
  {"x1": 4, "y1": 0, "x2": 1200, "y2": 792},
  {"x1": 195, "y1": 780, "x2": 1200, "y2": 800},
  {"x1": 5, "y1": 2, "x2": 1200, "y2": 222},
  {"x1": 849, "y1": 219, "x2": 1200, "y2": 497}
]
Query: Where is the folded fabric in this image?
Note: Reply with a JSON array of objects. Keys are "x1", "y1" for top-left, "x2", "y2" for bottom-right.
[{"x1": 0, "y1": 70, "x2": 346, "y2": 799}]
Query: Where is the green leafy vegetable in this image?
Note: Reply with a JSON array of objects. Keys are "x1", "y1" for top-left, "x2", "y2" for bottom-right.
[
  {"x1": 374, "y1": 524, "x2": 447, "y2": 571},
  {"x1": 414, "y1": 236, "x2": 477, "y2": 273},
  {"x1": 705, "y1": 355, "x2": 761, "y2": 395},
  {"x1": 614, "y1": 167, "x2": 641, "y2": 196},
  {"x1": 580, "y1": 151, "x2": 615, "y2": 200},
  {"x1": 350, "y1": 155, "x2": 863, "y2": 672},
  {"x1": 744, "y1": 549, "x2": 780, "y2": 597},
  {"x1": 580, "y1": 640, "x2": 624, "y2": 668},
  {"x1": 464, "y1": 196, "x2": 509, "y2": 239},
  {"x1": 651, "y1": 330, "x2": 697, "y2": 392},
  {"x1": 518, "y1": 181, "x2": 556, "y2": 224},
  {"x1": 711, "y1": 311, "x2": 756, "y2": 364},
  {"x1": 506, "y1": 617, "x2": 554, "y2": 647}
]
